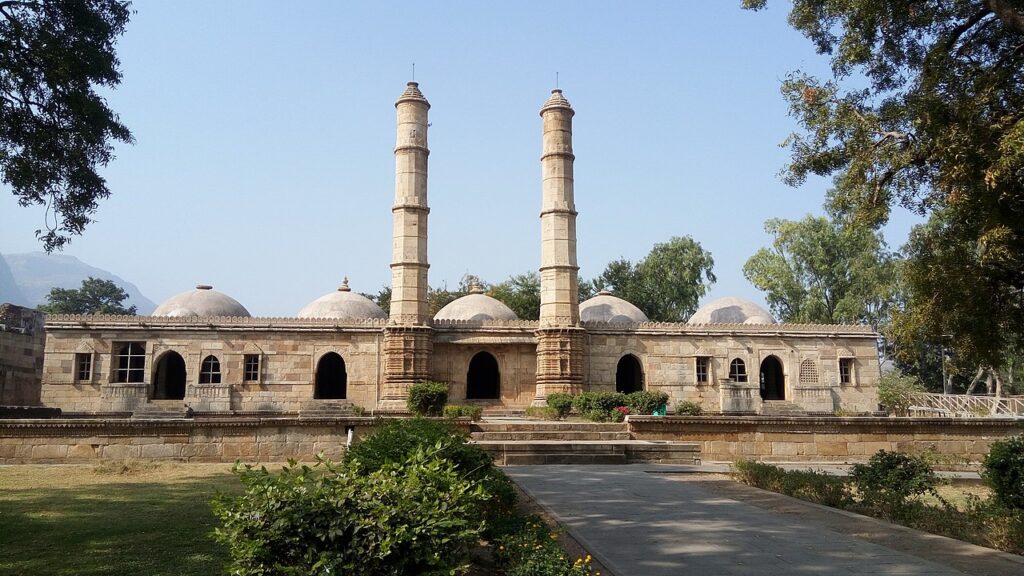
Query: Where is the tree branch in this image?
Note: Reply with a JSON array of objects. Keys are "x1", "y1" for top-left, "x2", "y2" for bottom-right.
[
  {"x1": 943, "y1": 8, "x2": 993, "y2": 54},
  {"x1": 985, "y1": 0, "x2": 1024, "y2": 34}
]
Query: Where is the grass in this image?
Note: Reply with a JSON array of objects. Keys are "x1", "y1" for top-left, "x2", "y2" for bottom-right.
[{"x1": 0, "y1": 462, "x2": 243, "y2": 576}]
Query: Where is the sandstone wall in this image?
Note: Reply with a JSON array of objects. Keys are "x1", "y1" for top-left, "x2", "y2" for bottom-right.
[
  {"x1": 0, "y1": 304, "x2": 45, "y2": 406},
  {"x1": 0, "y1": 417, "x2": 401, "y2": 464},
  {"x1": 629, "y1": 416, "x2": 1022, "y2": 467},
  {"x1": 587, "y1": 328, "x2": 880, "y2": 414}
]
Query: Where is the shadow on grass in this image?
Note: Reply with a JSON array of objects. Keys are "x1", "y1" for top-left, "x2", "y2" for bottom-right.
[{"x1": 0, "y1": 475, "x2": 242, "y2": 576}]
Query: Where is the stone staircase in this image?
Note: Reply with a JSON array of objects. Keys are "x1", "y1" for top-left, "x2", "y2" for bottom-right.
[
  {"x1": 471, "y1": 421, "x2": 700, "y2": 465},
  {"x1": 759, "y1": 401, "x2": 808, "y2": 416}
]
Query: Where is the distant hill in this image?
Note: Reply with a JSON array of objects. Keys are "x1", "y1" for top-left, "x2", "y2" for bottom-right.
[
  {"x1": 0, "y1": 254, "x2": 28, "y2": 306},
  {"x1": 2, "y1": 252, "x2": 156, "y2": 314}
]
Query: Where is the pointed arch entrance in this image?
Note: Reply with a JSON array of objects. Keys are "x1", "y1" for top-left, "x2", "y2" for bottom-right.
[
  {"x1": 315, "y1": 352, "x2": 347, "y2": 399},
  {"x1": 616, "y1": 354, "x2": 644, "y2": 394},
  {"x1": 153, "y1": 351, "x2": 186, "y2": 400},
  {"x1": 467, "y1": 351, "x2": 500, "y2": 400},
  {"x1": 759, "y1": 355, "x2": 785, "y2": 401}
]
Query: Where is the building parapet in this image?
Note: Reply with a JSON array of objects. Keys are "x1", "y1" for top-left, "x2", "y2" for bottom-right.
[
  {"x1": 582, "y1": 320, "x2": 877, "y2": 338},
  {"x1": 44, "y1": 314, "x2": 390, "y2": 332}
]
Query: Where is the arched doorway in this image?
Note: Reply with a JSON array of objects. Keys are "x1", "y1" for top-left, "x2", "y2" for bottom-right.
[
  {"x1": 315, "y1": 353, "x2": 347, "y2": 399},
  {"x1": 759, "y1": 355, "x2": 785, "y2": 400},
  {"x1": 616, "y1": 354, "x2": 644, "y2": 394},
  {"x1": 153, "y1": 351, "x2": 186, "y2": 400},
  {"x1": 466, "y1": 352, "x2": 500, "y2": 400}
]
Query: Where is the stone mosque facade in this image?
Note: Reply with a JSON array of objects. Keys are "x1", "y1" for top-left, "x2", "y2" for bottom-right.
[{"x1": 38, "y1": 83, "x2": 880, "y2": 416}]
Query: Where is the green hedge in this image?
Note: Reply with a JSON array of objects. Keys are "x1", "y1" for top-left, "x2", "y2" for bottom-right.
[{"x1": 406, "y1": 381, "x2": 449, "y2": 416}]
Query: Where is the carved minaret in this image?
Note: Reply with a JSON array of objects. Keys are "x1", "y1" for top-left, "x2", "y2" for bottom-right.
[
  {"x1": 535, "y1": 89, "x2": 584, "y2": 402},
  {"x1": 381, "y1": 81, "x2": 433, "y2": 411}
]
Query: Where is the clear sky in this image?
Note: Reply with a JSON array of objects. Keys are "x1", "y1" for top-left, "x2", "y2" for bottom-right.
[{"x1": 0, "y1": 1, "x2": 921, "y2": 316}]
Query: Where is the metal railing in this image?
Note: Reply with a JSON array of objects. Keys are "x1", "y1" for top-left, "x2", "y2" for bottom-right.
[{"x1": 906, "y1": 392, "x2": 1024, "y2": 418}]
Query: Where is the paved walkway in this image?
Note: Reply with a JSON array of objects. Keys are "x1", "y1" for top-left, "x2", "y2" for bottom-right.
[{"x1": 504, "y1": 465, "x2": 1024, "y2": 576}]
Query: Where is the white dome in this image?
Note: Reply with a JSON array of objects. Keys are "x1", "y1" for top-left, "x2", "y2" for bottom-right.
[
  {"x1": 153, "y1": 285, "x2": 250, "y2": 317},
  {"x1": 298, "y1": 279, "x2": 386, "y2": 320},
  {"x1": 689, "y1": 296, "x2": 775, "y2": 325},
  {"x1": 433, "y1": 283, "x2": 518, "y2": 321},
  {"x1": 580, "y1": 290, "x2": 649, "y2": 323}
]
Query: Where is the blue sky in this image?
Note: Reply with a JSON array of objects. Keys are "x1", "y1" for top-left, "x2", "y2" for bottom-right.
[{"x1": 0, "y1": 1, "x2": 921, "y2": 316}]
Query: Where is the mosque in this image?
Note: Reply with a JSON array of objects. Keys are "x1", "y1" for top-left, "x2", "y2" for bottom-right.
[{"x1": 37, "y1": 83, "x2": 880, "y2": 416}]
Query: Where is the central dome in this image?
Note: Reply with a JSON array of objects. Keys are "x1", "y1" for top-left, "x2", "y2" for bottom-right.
[
  {"x1": 688, "y1": 296, "x2": 775, "y2": 325},
  {"x1": 153, "y1": 285, "x2": 251, "y2": 317},
  {"x1": 433, "y1": 282, "x2": 518, "y2": 321},
  {"x1": 298, "y1": 278, "x2": 387, "y2": 320},
  {"x1": 579, "y1": 290, "x2": 649, "y2": 323}
]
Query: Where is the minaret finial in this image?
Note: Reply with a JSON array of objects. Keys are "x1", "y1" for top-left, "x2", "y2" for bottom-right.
[
  {"x1": 338, "y1": 277, "x2": 350, "y2": 292},
  {"x1": 556, "y1": 71, "x2": 559, "y2": 89},
  {"x1": 412, "y1": 62, "x2": 415, "y2": 81}
]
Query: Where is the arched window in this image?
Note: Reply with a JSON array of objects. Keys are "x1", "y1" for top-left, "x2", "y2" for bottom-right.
[
  {"x1": 615, "y1": 354, "x2": 644, "y2": 394},
  {"x1": 729, "y1": 358, "x2": 747, "y2": 383},
  {"x1": 115, "y1": 343, "x2": 146, "y2": 383},
  {"x1": 153, "y1": 351, "x2": 187, "y2": 399},
  {"x1": 199, "y1": 355, "x2": 221, "y2": 384},
  {"x1": 798, "y1": 359, "x2": 819, "y2": 385},
  {"x1": 315, "y1": 352, "x2": 347, "y2": 399},
  {"x1": 467, "y1": 351, "x2": 500, "y2": 400}
]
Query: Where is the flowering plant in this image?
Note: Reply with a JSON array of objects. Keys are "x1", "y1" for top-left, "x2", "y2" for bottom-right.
[{"x1": 615, "y1": 405, "x2": 630, "y2": 416}]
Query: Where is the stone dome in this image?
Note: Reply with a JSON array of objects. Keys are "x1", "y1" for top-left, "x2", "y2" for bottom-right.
[
  {"x1": 580, "y1": 290, "x2": 649, "y2": 323},
  {"x1": 688, "y1": 296, "x2": 775, "y2": 325},
  {"x1": 433, "y1": 283, "x2": 518, "y2": 322},
  {"x1": 153, "y1": 285, "x2": 251, "y2": 317},
  {"x1": 298, "y1": 278, "x2": 387, "y2": 320}
]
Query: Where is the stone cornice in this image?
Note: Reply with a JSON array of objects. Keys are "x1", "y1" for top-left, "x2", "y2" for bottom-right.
[
  {"x1": 627, "y1": 415, "x2": 1024, "y2": 430},
  {"x1": 0, "y1": 416, "x2": 391, "y2": 437},
  {"x1": 45, "y1": 315, "x2": 389, "y2": 332}
]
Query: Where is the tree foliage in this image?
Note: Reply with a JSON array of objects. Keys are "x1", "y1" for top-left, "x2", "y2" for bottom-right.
[
  {"x1": 744, "y1": 0, "x2": 1024, "y2": 370},
  {"x1": 593, "y1": 236, "x2": 716, "y2": 322},
  {"x1": 1, "y1": 0, "x2": 134, "y2": 251},
  {"x1": 488, "y1": 272, "x2": 541, "y2": 320},
  {"x1": 37, "y1": 276, "x2": 135, "y2": 314},
  {"x1": 743, "y1": 214, "x2": 898, "y2": 325}
]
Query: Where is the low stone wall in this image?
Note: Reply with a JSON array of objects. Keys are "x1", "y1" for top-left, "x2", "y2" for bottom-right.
[
  {"x1": 629, "y1": 416, "x2": 1023, "y2": 467},
  {"x1": 0, "y1": 417, "x2": 402, "y2": 464}
]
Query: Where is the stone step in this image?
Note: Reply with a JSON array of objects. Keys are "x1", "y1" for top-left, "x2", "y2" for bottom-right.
[
  {"x1": 471, "y1": 422, "x2": 628, "y2": 433},
  {"x1": 471, "y1": 431, "x2": 632, "y2": 441},
  {"x1": 760, "y1": 401, "x2": 808, "y2": 416},
  {"x1": 475, "y1": 440, "x2": 701, "y2": 466}
]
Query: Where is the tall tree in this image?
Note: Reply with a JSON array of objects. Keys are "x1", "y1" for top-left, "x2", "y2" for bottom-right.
[
  {"x1": 1, "y1": 0, "x2": 133, "y2": 251},
  {"x1": 38, "y1": 276, "x2": 136, "y2": 314},
  {"x1": 488, "y1": 272, "x2": 540, "y2": 320},
  {"x1": 743, "y1": 0, "x2": 1024, "y2": 369},
  {"x1": 743, "y1": 214, "x2": 899, "y2": 326},
  {"x1": 594, "y1": 236, "x2": 716, "y2": 322}
]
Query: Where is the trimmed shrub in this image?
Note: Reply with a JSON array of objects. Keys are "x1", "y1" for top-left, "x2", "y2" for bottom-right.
[
  {"x1": 674, "y1": 400, "x2": 703, "y2": 415},
  {"x1": 572, "y1": 392, "x2": 627, "y2": 414},
  {"x1": 546, "y1": 392, "x2": 574, "y2": 419},
  {"x1": 983, "y1": 435, "x2": 1024, "y2": 510},
  {"x1": 444, "y1": 404, "x2": 483, "y2": 421},
  {"x1": 212, "y1": 452, "x2": 488, "y2": 576},
  {"x1": 851, "y1": 450, "x2": 938, "y2": 513},
  {"x1": 625, "y1": 390, "x2": 670, "y2": 415},
  {"x1": 407, "y1": 381, "x2": 449, "y2": 416},
  {"x1": 733, "y1": 460, "x2": 850, "y2": 508}
]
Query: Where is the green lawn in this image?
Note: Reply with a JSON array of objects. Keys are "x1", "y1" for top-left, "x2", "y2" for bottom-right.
[{"x1": 0, "y1": 463, "x2": 244, "y2": 576}]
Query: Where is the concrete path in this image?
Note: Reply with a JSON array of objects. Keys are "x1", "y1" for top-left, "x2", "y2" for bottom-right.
[{"x1": 505, "y1": 465, "x2": 1024, "y2": 576}]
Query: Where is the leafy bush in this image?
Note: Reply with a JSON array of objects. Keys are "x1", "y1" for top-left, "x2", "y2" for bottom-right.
[
  {"x1": 493, "y1": 514, "x2": 597, "y2": 576},
  {"x1": 406, "y1": 381, "x2": 449, "y2": 416},
  {"x1": 212, "y1": 452, "x2": 488, "y2": 576},
  {"x1": 572, "y1": 392, "x2": 627, "y2": 414},
  {"x1": 625, "y1": 390, "x2": 670, "y2": 415},
  {"x1": 876, "y1": 372, "x2": 924, "y2": 416},
  {"x1": 733, "y1": 460, "x2": 850, "y2": 508},
  {"x1": 346, "y1": 418, "x2": 514, "y2": 525},
  {"x1": 983, "y1": 435, "x2": 1024, "y2": 510},
  {"x1": 674, "y1": 400, "x2": 704, "y2": 415},
  {"x1": 851, "y1": 450, "x2": 938, "y2": 514},
  {"x1": 546, "y1": 392, "x2": 574, "y2": 419},
  {"x1": 443, "y1": 404, "x2": 483, "y2": 421}
]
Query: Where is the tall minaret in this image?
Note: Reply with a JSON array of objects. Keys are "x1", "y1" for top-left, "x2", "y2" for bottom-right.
[
  {"x1": 535, "y1": 89, "x2": 585, "y2": 402},
  {"x1": 381, "y1": 81, "x2": 433, "y2": 411}
]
